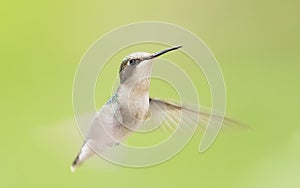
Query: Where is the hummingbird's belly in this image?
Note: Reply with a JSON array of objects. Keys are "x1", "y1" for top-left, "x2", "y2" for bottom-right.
[{"x1": 119, "y1": 107, "x2": 147, "y2": 127}]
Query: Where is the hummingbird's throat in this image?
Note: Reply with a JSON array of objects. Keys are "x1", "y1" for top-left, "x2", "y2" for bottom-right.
[{"x1": 118, "y1": 78, "x2": 151, "y2": 122}]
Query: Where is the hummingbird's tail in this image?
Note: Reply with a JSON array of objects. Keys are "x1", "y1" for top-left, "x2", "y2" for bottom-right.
[{"x1": 71, "y1": 141, "x2": 95, "y2": 172}]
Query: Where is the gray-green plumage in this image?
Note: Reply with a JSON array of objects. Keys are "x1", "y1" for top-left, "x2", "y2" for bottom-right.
[{"x1": 71, "y1": 46, "x2": 240, "y2": 172}]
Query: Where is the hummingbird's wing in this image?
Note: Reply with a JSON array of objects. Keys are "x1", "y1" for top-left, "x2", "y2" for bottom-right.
[{"x1": 145, "y1": 98, "x2": 243, "y2": 133}]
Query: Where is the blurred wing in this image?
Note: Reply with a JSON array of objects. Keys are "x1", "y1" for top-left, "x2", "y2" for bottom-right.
[{"x1": 144, "y1": 98, "x2": 243, "y2": 134}]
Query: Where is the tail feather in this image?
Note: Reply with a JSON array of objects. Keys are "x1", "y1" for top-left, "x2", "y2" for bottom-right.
[
  {"x1": 71, "y1": 141, "x2": 95, "y2": 172},
  {"x1": 70, "y1": 154, "x2": 81, "y2": 172}
]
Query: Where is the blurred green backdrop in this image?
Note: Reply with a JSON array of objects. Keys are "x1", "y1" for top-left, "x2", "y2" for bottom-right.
[{"x1": 1, "y1": 0, "x2": 300, "y2": 187}]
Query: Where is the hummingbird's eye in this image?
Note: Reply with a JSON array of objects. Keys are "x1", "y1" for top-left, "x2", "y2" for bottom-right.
[{"x1": 128, "y1": 59, "x2": 138, "y2": 66}]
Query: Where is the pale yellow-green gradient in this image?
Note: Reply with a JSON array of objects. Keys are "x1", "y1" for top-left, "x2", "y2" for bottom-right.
[{"x1": 1, "y1": 0, "x2": 300, "y2": 187}]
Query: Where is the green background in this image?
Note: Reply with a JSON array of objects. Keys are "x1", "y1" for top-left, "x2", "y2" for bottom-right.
[{"x1": 1, "y1": 0, "x2": 299, "y2": 187}]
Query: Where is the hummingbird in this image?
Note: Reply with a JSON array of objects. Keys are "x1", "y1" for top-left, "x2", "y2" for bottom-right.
[{"x1": 71, "y1": 45, "x2": 239, "y2": 172}]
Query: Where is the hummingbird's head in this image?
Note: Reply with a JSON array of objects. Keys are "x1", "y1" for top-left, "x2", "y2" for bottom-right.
[{"x1": 119, "y1": 45, "x2": 182, "y2": 84}]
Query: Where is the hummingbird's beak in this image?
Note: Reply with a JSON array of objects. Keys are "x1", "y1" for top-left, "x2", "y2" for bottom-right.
[{"x1": 144, "y1": 45, "x2": 182, "y2": 60}]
